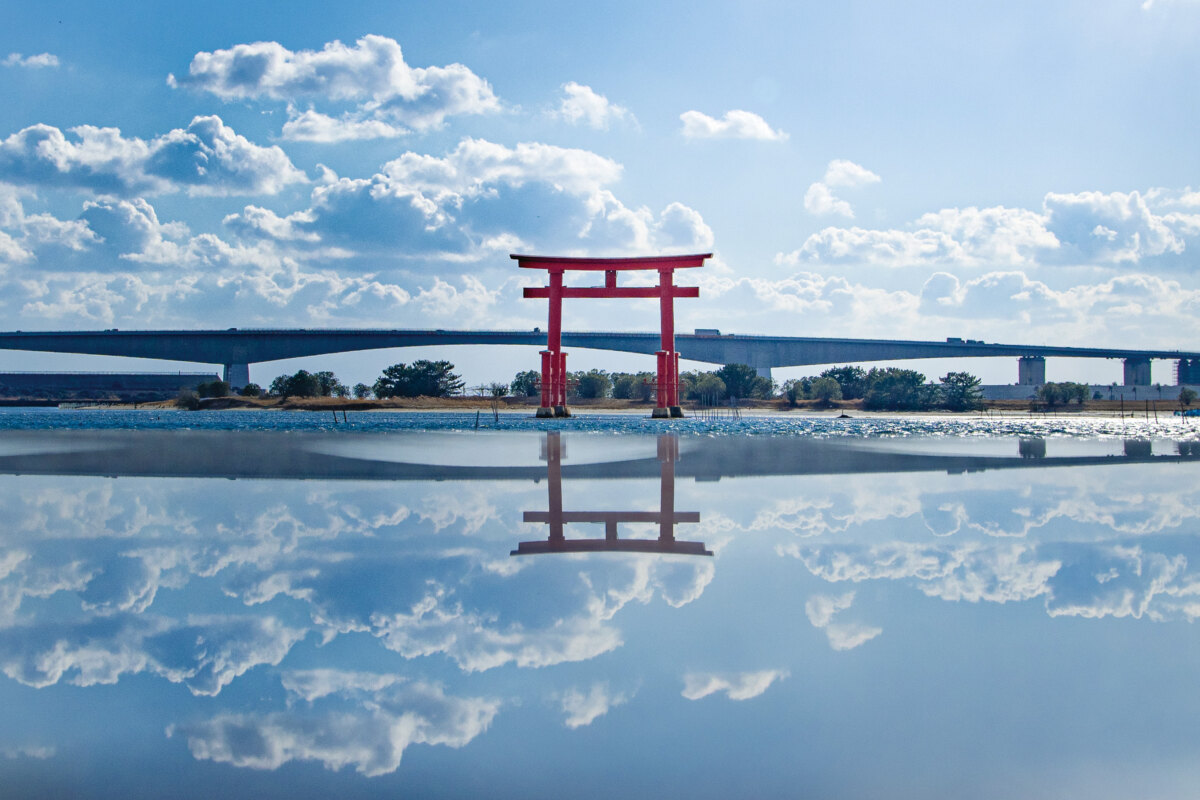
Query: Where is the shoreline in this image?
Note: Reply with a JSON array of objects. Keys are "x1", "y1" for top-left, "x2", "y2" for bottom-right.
[{"x1": 27, "y1": 395, "x2": 1195, "y2": 420}]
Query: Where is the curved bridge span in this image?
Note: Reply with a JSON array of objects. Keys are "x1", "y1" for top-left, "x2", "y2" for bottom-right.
[{"x1": 1, "y1": 328, "x2": 1198, "y2": 387}]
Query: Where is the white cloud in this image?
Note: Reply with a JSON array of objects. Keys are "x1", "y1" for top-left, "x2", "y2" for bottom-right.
[
  {"x1": 2, "y1": 53, "x2": 59, "y2": 69},
  {"x1": 823, "y1": 159, "x2": 881, "y2": 188},
  {"x1": 679, "y1": 109, "x2": 788, "y2": 141},
  {"x1": 0, "y1": 613, "x2": 306, "y2": 696},
  {"x1": 783, "y1": 188, "x2": 1200, "y2": 270},
  {"x1": 804, "y1": 182, "x2": 854, "y2": 218},
  {"x1": 0, "y1": 116, "x2": 306, "y2": 196},
  {"x1": 171, "y1": 35, "x2": 500, "y2": 139},
  {"x1": 804, "y1": 591, "x2": 882, "y2": 651},
  {"x1": 223, "y1": 137, "x2": 711, "y2": 261},
  {"x1": 280, "y1": 108, "x2": 407, "y2": 143},
  {"x1": 1, "y1": 745, "x2": 55, "y2": 759},
  {"x1": 1043, "y1": 190, "x2": 1186, "y2": 264},
  {"x1": 804, "y1": 160, "x2": 880, "y2": 219},
  {"x1": 559, "y1": 682, "x2": 632, "y2": 729},
  {"x1": 176, "y1": 678, "x2": 500, "y2": 777},
  {"x1": 416, "y1": 276, "x2": 500, "y2": 319},
  {"x1": 553, "y1": 82, "x2": 635, "y2": 129},
  {"x1": 681, "y1": 669, "x2": 788, "y2": 701}
]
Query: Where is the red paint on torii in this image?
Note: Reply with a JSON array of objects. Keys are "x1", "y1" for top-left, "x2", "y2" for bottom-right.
[{"x1": 514, "y1": 253, "x2": 710, "y2": 418}]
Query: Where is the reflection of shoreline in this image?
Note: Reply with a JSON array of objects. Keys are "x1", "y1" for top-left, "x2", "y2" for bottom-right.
[
  {"x1": 514, "y1": 434, "x2": 711, "y2": 557},
  {"x1": 0, "y1": 430, "x2": 1196, "y2": 481}
]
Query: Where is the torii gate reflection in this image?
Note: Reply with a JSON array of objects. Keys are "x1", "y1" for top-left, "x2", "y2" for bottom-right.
[{"x1": 512, "y1": 433, "x2": 712, "y2": 556}]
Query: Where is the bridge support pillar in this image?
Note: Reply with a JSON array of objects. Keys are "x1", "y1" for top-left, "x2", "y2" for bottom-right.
[
  {"x1": 1123, "y1": 357, "x2": 1151, "y2": 386},
  {"x1": 755, "y1": 365, "x2": 772, "y2": 381},
  {"x1": 1017, "y1": 356, "x2": 1045, "y2": 385},
  {"x1": 223, "y1": 363, "x2": 249, "y2": 390},
  {"x1": 1177, "y1": 358, "x2": 1200, "y2": 385}
]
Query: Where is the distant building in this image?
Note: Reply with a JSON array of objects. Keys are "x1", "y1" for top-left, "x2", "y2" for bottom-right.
[{"x1": 0, "y1": 372, "x2": 220, "y2": 402}]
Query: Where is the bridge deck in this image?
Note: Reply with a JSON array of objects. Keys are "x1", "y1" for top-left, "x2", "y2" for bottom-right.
[{"x1": 0, "y1": 329, "x2": 1196, "y2": 371}]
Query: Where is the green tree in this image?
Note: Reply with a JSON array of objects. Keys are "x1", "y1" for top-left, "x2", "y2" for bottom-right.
[
  {"x1": 715, "y1": 363, "x2": 773, "y2": 399},
  {"x1": 352, "y1": 383, "x2": 373, "y2": 399},
  {"x1": 196, "y1": 380, "x2": 231, "y2": 398},
  {"x1": 862, "y1": 368, "x2": 937, "y2": 410},
  {"x1": 238, "y1": 383, "x2": 262, "y2": 397},
  {"x1": 819, "y1": 366, "x2": 868, "y2": 399},
  {"x1": 373, "y1": 360, "x2": 464, "y2": 398},
  {"x1": 1038, "y1": 383, "x2": 1063, "y2": 406},
  {"x1": 574, "y1": 370, "x2": 612, "y2": 399},
  {"x1": 780, "y1": 378, "x2": 805, "y2": 406},
  {"x1": 312, "y1": 370, "x2": 347, "y2": 397},
  {"x1": 810, "y1": 376, "x2": 843, "y2": 406},
  {"x1": 715, "y1": 363, "x2": 758, "y2": 399},
  {"x1": 1180, "y1": 387, "x2": 1198, "y2": 407},
  {"x1": 510, "y1": 370, "x2": 540, "y2": 397},
  {"x1": 270, "y1": 370, "x2": 321, "y2": 398},
  {"x1": 611, "y1": 372, "x2": 654, "y2": 401},
  {"x1": 175, "y1": 388, "x2": 201, "y2": 410},
  {"x1": 488, "y1": 382, "x2": 509, "y2": 398},
  {"x1": 940, "y1": 371, "x2": 984, "y2": 411},
  {"x1": 685, "y1": 372, "x2": 727, "y2": 404}
]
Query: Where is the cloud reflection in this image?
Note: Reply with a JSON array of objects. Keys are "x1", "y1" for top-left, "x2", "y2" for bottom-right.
[{"x1": 681, "y1": 670, "x2": 789, "y2": 701}]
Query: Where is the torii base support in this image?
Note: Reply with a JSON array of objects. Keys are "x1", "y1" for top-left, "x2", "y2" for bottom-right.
[
  {"x1": 652, "y1": 406, "x2": 685, "y2": 419},
  {"x1": 536, "y1": 406, "x2": 571, "y2": 418}
]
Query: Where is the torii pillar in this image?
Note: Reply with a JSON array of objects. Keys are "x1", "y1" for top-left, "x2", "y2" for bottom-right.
[{"x1": 514, "y1": 253, "x2": 709, "y2": 418}]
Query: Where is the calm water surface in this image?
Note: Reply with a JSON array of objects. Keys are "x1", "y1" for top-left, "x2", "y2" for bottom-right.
[{"x1": 1, "y1": 413, "x2": 1198, "y2": 798}]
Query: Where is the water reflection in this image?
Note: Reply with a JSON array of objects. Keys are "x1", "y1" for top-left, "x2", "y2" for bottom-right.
[
  {"x1": 515, "y1": 433, "x2": 711, "y2": 556},
  {"x1": 0, "y1": 429, "x2": 1198, "y2": 798}
]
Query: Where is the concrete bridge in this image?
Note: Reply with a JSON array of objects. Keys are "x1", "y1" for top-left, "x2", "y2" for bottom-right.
[{"x1": 0, "y1": 328, "x2": 1198, "y2": 389}]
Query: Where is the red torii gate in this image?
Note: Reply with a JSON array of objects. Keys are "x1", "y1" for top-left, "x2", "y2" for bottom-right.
[{"x1": 514, "y1": 253, "x2": 710, "y2": 418}]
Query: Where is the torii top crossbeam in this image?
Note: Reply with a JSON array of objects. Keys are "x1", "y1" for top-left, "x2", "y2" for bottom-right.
[{"x1": 513, "y1": 253, "x2": 711, "y2": 417}]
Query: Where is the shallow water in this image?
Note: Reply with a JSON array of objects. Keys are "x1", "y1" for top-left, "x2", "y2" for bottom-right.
[
  {"x1": 1, "y1": 406, "x2": 1197, "y2": 441},
  {"x1": 1, "y1": 424, "x2": 1198, "y2": 799}
]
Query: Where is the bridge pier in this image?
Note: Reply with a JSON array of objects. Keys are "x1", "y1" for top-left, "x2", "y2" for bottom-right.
[
  {"x1": 1178, "y1": 358, "x2": 1200, "y2": 385},
  {"x1": 1017, "y1": 356, "x2": 1045, "y2": 385},
  {"x1": 755, "y1": 365, "x2": 772, "y2": 381},
  {"x1": 223, "y1": 363, "x2": 250, "y2": 390},
  {"x1": 1123, "y1": 357, "x2": 1151, "y2": 386}
]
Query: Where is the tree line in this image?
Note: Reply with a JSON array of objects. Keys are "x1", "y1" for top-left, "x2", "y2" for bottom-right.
[
  {"x1": 189, "y1": 360, "x2": 996, "y2": 411},
  {"x1": 778, "y1": 365, "x2": 985, "y2": 411}
]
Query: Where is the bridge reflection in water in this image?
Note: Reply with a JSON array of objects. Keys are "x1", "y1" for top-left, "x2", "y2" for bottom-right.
[{"x1": 513, "y1": 433, "x2": 711, "y2": 556}]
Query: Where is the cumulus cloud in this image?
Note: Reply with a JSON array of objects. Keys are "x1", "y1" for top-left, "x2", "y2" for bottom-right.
[
  {"x1": 559, "y1": 682, "x2": 632, "y2": 729},
  {"x1": 782, "y1": 188, "x2": 1200, "y2": 269},
  {"x1": 2, "y1": 53, "x2": 59, "y2": 69},
  {"x1": 1042, "y1": 190, "x2": 1186, "y2": 264},
  {"x1": 681, "y1": 669, "x2": 788, "y2": 701},
  {"x1": 171, "y1": 35, "x2": 500, "y2": 141},
  {"x1": 175, "y1": 677, "x2": 500, "y2": 777},
  {"x1": 280, "y1": 109, "x2": 407, "y2": 143},
  {"x1": 823, "y1": 159, "x2": 882, "y2": 188},
  {"x1": 917, "y1": 269, "x2": 1200, "y2": 331},
  {"x1": 0, "y1": 116, "x2": 306, "y2": 196},
  {"x1": 804, "y1": 591, "x2": 882, "y2": 651},
  {"x1": 804, "y1": 182, "x2": 854, "y2": 218},
  {"x1": 679, "y1": 109, "x2": 788, "y2": 141},
  {"x1": 222, "y1": 137, "x2": 711, "y2": 261},
  {"x1": 804, "y1": 160, "x2": 881, "y2": 219},
  {"x1": 0, "y1": 613, "x2": 305, "y2": 696},
  {"x1": 553, "y1": 82, "x2": 636, "y2": 129}
]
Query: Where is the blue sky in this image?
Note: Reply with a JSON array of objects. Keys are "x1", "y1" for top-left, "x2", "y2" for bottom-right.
[{"x1": 2, "y1": 0, "x2": 1199, "y2": 386}]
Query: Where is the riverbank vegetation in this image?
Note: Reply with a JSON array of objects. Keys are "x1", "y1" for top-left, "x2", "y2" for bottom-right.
[{"x1": 159, "y1": 359, "x2": 1196, "y2": 416}]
